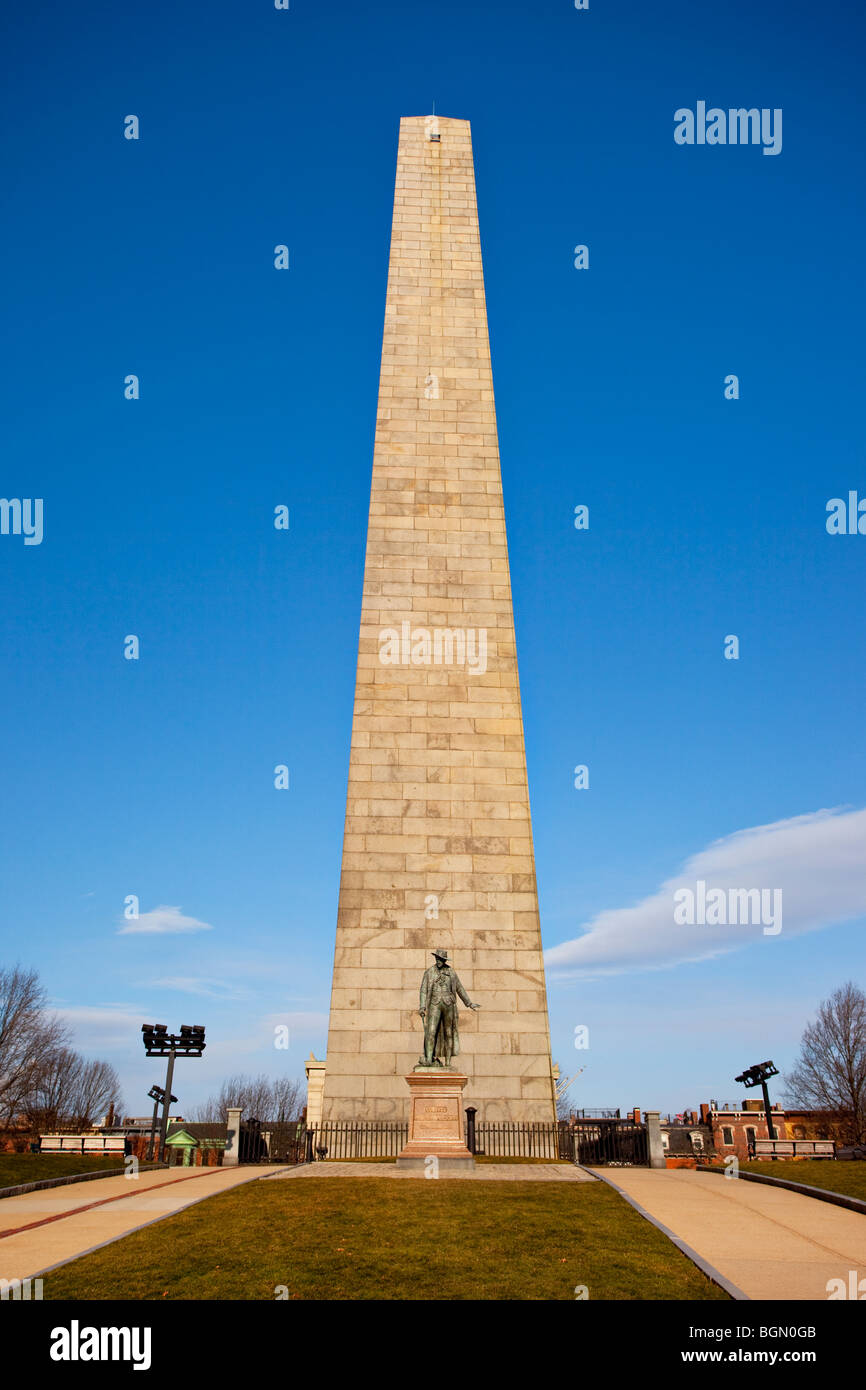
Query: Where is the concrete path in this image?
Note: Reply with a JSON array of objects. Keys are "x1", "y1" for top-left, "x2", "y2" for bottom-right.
[
  {"x1": 598, "y1": 1167, "x2": 866, "y2": 1300},
  {"x1": 0, "y1": 1164, "x2": 286, "y2": 1284},
  {"x1": 268, "y1": 1162, "x2": 595, "y2": 1182}
]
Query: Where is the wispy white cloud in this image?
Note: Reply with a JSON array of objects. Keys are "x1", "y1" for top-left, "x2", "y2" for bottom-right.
[
  {"x1": 545, "y1": 807, "x2": 866, "y2": 978},
  {"x1": 151, "y1": 976, "x2": 247, "y2": 1001},
  {"x1": 53, "y1": 1004, "x2": 147, "y2": 1048},
  {"x1": 117, "y1": 905, "x2": 214, "y2": 936}
]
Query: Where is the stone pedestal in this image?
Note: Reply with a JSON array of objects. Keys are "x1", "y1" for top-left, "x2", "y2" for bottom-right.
[{"x1": 396, "y1": 1071, "x2": 475, "y2": 1172}]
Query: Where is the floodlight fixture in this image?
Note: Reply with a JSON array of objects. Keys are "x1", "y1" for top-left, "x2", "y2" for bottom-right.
[
  {"x1": 141, "y1": 1023, "x2": 207, "y2": 1158},
  {"x1": 733, "y1": 1059, "x2": 779, "y2": 1140}
]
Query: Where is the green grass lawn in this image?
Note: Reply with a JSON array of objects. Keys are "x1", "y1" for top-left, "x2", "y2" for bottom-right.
[
  {"x1": 0, "y1": 1154, "x2": 157, "y2": 1189},
  {"x1": 742, "y1": 1160, "x2": 866, "y2": 1202},
  {"x1": 45, "y1": 1176, "x2": 729, "y2": 1301}
]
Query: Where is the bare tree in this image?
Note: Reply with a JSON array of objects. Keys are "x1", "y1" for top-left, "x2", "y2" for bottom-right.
[
  {"x1": 556, "y1": 1090, "x2": 575, "y2": 1121},
  {"x1": 69, "y1": 1059, "x2": 123, "y2": 1128},
  {"x1": 0, "y1": 965, "x2": 71, "y2": 1127},
  {"x1": 234, "y1": 1073, "x2": 275, "y2": 1122},
  {"x1": 189, "y1": 1073, "x2": 258, "y2": 1124},
  {"x1": 189, "y1": 1093, "x2": 222, "y2": 1125},
  {"x1": 24, "y1": 1051, "x2": 123, "y2": 1131},
  {"x1": 786, "y1": 982, "x2": 866, "y2": 1143},
  {"x1": 270, "y1": 1075, "x2": 304, "y2": 1122},
  {"x1": 191, "y1": 1072, "x2": 304, "y2": 1123},
  {"x1": 24, "y1": 1047, "x2": 82, "y2": 1131}
]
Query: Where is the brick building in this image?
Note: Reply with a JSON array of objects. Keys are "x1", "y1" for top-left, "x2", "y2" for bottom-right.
[
  {"x1": 704, "y1": 1100, "x2": 786, "y2": 1162},
  {"x1": 662, "y1": 1100, "x2": 852, "y2": 1164}
]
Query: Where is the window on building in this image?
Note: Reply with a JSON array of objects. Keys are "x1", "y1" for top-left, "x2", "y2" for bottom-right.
[
  {"x1": 722, "y1": 1127, "x2": 734, "y2": 1146},
  {"x1": 661, "y1": 1133, "x2": 669, "y2": 1149},
  {"x1": 745, "y1": 1127, "x2": 757, "y2": 1148},
  {"x1": 690, "y1": 1132, "x2": 704, "y2": 1152}
]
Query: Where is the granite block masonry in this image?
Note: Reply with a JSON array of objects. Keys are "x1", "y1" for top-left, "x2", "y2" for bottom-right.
[{"x1": 321, "y1": 116, "x2": 556, "y2": 1123}]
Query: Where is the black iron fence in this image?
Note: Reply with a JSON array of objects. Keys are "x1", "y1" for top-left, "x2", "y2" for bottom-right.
[
  {"x1": 294, "y1": 1119, "x2": 575, "y2": 1162},
  {"x1": 471, "y1": 1121, "x2": 574, "y2": 1160},
  {"x1": 572, "y1": 1118, "x2": 648, "y2": 1166},
  {"x1": 235, "y1": 1115, "x2": 648, "y2": 1167},
  {"x1": 239, "y1": 1118, "x2": 306, "y2": 1165},
  {"x1": 262, "y1": 1120, "x2": 307, "y2": 1165},
  {"x1": 304, "y1": 1122, "x2": 408, "y2": 1161}
]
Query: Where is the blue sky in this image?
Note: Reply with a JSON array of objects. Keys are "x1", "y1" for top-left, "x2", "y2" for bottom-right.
[{"x1": 2, "y1": 0, "x2": 864, "y2": 1118}]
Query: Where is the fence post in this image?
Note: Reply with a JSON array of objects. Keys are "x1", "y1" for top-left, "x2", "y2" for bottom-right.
[
  {"x1": 465, "y1": 1106, "x2": 477, "y2": 1155},
  {"x1": 224, "y1": 1107, "x2": 242, "y2": 1167},
  {"x1": 645, "y1": 1110, "x2": 665, "y2": 1169},
  {"x1": 305, "y1": 1128, "x2": 315, "y2": 1164}
]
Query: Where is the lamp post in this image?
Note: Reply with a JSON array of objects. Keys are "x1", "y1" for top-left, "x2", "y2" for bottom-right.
[
  {"x1": 146, "y1": 1084, "x2": 177, "y2": 1163},
  {"x1": 141, "y1": 1024, "x2": 206, "y2": 1161},
  {"x1": 734, "y1": 1060, "x2": 780, "y2": 1142}
]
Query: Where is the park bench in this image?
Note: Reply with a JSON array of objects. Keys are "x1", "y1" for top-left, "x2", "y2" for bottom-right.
[
  {"x1": 82, "y1": 1136, "x2": 126, "y2": 1155},
  {"x1": 750, "y1": 1137, "x2": 835, "y2": 1160},
  {"x1": 39, "y1": 1135, "x2": 85, "y2": 1154},
  {"x1": 39, "y1": 1134, "x2": 128, "y2": 1156}
]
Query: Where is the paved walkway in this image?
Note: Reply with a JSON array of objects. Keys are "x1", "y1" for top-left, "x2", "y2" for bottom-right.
[
  {"x1": 0, "y1": 1165, "x2": 286, "y2": 1284},
  {"x1": 268, "y1": 1162, "x2": 595, "y2": 1182},
  {"x1": 598, "y1": 1168, "x2": 866, "y2": 1300}
]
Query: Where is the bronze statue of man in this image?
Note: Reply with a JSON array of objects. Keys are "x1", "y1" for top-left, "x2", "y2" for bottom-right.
[{"x1": 417, "y1": 948, "x2": 480, "y2": 1069}]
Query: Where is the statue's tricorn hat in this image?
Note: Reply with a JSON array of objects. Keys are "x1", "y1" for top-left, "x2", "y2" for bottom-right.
[{"x1": 431, "y1": 947, "x2": 449, "y2": 961}]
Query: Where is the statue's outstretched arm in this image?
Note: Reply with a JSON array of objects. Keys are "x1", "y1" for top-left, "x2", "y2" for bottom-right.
[{"x1": 455, "y1": 975, "x2": 480, "y2": 1009}]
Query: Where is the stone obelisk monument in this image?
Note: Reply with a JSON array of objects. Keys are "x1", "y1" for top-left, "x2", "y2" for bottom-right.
[{"x1": 321, "y1": 116, "x2": 556, "y2": 1123}]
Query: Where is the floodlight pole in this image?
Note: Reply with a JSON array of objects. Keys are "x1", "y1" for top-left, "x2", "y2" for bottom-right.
[
  {"x1": 761, "y1": 1078, "x2": 777, "y2": 1141},
  {"x1": 158, "y1": 1048, "x2": 177, "y2": 1162},
  {"x1": 142, "y1": 1023, "x2": 205, "y2": 1162},
  {"x1": 147, "y1": 1094, "x2": 160, "y2": 1163}
]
